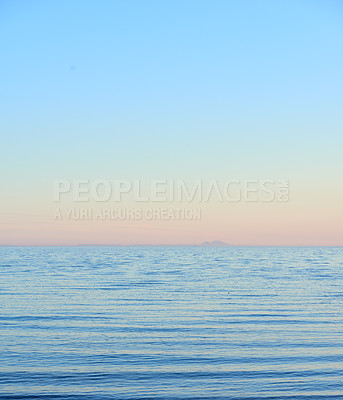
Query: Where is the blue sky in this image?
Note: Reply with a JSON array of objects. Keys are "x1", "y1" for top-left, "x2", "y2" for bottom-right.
[{"x1": 1, "y1": 0, "x2": 343, "y2": 244}]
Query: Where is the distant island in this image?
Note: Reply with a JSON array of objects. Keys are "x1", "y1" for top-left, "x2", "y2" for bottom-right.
[{"x1": 199, "y1": 240, "x2": 231, "y2": 247}]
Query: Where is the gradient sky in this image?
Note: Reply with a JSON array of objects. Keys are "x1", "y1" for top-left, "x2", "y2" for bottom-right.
[{"x1": 1, "y1": 0, "x2": 343, "y2": 245}]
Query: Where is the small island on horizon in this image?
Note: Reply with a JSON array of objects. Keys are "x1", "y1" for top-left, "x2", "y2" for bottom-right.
[{"x1": 199, "y1": 240, "x2": 231, "y2": 247}]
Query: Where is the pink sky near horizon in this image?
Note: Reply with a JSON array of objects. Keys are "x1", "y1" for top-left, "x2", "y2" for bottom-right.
[{"x1": 2, "y1": 194, "x2": 342, "y2": 246}]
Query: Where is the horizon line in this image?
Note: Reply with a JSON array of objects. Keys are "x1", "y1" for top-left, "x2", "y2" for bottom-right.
[{"x1": 0, "y1": 244, "x2": 342, "y2": 248}]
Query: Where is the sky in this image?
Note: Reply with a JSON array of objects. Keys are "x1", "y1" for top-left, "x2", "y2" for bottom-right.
[{"x1": 1, "y1": 0, "x2": 343, "y2": 246}]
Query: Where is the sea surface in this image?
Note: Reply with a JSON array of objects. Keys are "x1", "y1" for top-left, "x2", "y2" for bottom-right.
[{"x1": 1, "y1": 246, "x2": 343, "y2": 399}]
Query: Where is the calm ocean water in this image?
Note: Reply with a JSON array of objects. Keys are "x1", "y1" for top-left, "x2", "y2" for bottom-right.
[{"x1": 0, "y1": 246, "x2": 343, "y2": 399}]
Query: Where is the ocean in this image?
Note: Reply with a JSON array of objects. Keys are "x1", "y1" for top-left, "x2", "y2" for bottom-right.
[{"x1": 1, "y1": 246, "x2": 343, "y2": 399}]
